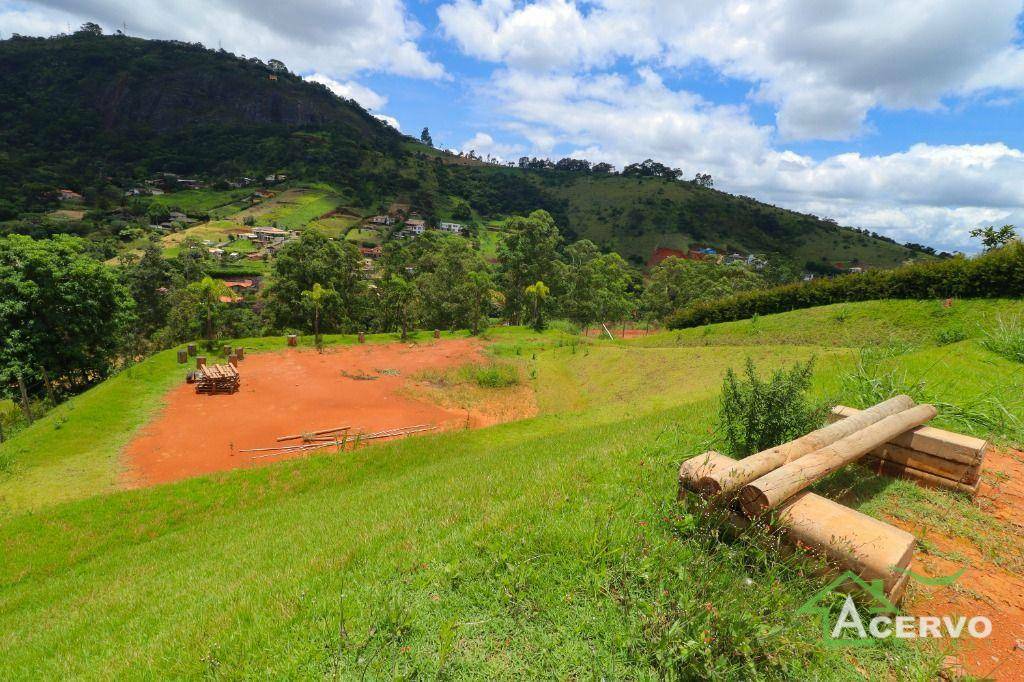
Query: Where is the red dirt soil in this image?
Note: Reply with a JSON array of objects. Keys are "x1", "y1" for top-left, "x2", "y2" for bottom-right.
[
  {"x1": 123, "y1": 338, "x2": 520, "y2": 486},
  {"x1": 897, "y1": 448, "x2": 1024, "y2": 680}
]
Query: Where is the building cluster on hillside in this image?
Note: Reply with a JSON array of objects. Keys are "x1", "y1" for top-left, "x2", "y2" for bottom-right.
[{"x1": 646, "y1": 245, "x2": 768, "y2": 271}]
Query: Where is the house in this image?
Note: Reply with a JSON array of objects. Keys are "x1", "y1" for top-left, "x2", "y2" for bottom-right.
[
  {"x1": 360, "y1": 246, "x2": 383, "y2": 258},
  {"x1": 368, "y1": 215, "x2": 394, "y2": 226},
  {"x1": 57, "y1": 189, "x2": 83, "y2": 202},
  {"x1": 218, "y1": 294, "x2": 243, "y2": 304},
  {"x1": 208, "y1": 248, "x2": 225, "y2": 257},
  {"x1": 405, "y1": 219, "x2": 426, "y2": 235},
  {"x1": 848, "y1": 266, "x2": 864, "y2": 274},
  {"x1": 646, "y1": 247, "x2": 687, "y2": 268},
  {"x1": 251, "y1": 226, "x2": 290, "y2": 244},
  {"x1": 176, "y1": 178, "x2": 203, "y2": 190},
  {"x1": 124, "y1": 187, "x2": 149, "y2": 197},
  {"x1": 439, "y1": 221, "x2": 463, "y2": 234}
]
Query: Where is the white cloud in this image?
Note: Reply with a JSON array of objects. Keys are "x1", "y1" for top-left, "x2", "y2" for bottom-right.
[
  {"x1": 477, "y1": 68, "x2": 1024, "y2": 252},
  {"x1": 374, "y1": 113, "x2": 401, "y2": 131},
  {"x1": 305, "y1": 74, "x2": 387, "y2": 111},
  {"x1": 438, "y1": 0, "x2": 1024, "y2": 140},
  {"x1": 460, "y1": 131, "x2": 522, "y2": 160},
  {"x1": 6, "y1": 0, "x2": 444, "y2": 79}
]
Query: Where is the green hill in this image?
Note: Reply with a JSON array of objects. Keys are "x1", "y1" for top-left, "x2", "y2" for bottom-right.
[
  {"x1": 1, "y1": 300, "x2": 1021, "y2": 677},
  {"x1": 1, "y1": 31, "x2": 933, "y2": 268}
]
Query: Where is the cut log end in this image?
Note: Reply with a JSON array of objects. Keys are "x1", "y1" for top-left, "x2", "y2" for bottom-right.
[{"x1": 739, "y1": 486, "x2": 770, "y2": 517}]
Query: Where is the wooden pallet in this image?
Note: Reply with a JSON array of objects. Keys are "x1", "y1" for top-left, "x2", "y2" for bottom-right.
[{"x1": 195, "y1": 363, "x2": 240, "y2": 395}]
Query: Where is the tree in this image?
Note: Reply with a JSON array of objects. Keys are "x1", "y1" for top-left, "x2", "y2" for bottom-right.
[
  {"x1": 302, "y1": 283, "x2": 338, "y2": 352},
  {"x1": 76, "y1": 22, "x2": 103, "y2": 36},
  {"x1": 413, "y1": 235, "x2": 495, "y2": 333},
  {"x1": 642, "y1": 257, "x2": 764, "y2": 322},
  {"x1": 451, "y1": 199, "x2": 473, "y2": 221},
  {"x1": 266, "y1": 232, "x2": 365, "y2": 331},
  {"x1": 592, "y1": 162, "x2": 615, "y2": 174},
  {"x1": 420, "y1": 127, "x2": 433, "y2": 146},
  {"x1": 0, "y1": 235, "x2": 135, "y2": 398},
  {"x1": 497, "y1": 210, "x2": 563, "y2": 323},
  {"x1": 378, "y1": 274, "x2": 419, "y2": 340},
  {"x1": 693, "y1": 172, "x2": 714, "y2": 188},
  {"x1": 524, "y1": 281, "x2": 550, "y2": 332},
  {"x1": 970, "y1": 225, "x2": 1016, "y2": 252},
  {"x1": 122, "y1": 240, "x2": 172, "y2": 336}
]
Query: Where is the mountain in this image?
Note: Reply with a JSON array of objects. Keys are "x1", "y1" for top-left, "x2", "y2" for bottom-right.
[{"x1": 0, "y1": 30, "x2": 932, "y2": 268}]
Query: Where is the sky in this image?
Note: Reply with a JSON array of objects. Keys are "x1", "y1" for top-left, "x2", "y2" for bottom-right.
[{"x1": 3, "y1": 1, "x2": 1024, "y2": 252}]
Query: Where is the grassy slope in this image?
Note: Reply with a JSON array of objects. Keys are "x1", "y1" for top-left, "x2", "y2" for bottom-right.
[
  {"x1": 545, "y1": 174, "x2": 922, "y2": 266},
  {"x1": 1, "y1": 300, "x2": 1022, "y2": 677}
]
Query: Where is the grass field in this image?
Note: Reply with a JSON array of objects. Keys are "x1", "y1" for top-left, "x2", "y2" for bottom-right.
[
  {"x1": 1, "y1": 300, "x2": 1021, "y2": 678},
  {"x1": 146, "y1": 188, "x2": 252, "y2": 216}
]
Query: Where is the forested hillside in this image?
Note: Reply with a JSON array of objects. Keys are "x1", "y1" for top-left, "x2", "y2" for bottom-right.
[{"x1": 0, "y1": 29, "x2": 931, "y2": 267}]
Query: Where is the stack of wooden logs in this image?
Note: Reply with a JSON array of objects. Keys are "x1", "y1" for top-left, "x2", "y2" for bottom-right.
[
  {"x1": 829, "y1": 405, "x2": 986, "y2": 495},
  {"x1": 194, "y1": 363, "x2": 240, "y2": 395},
  {"x1": 678, "y1": 395, "x2": 988, "y2": 601}
]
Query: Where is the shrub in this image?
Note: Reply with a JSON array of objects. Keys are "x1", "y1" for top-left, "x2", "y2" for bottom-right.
[
  {"x1": 667, "y1": 243, "x2": 1024, "y2": 329},
  {"x1": 473, "y1": 363, "x2": 519, "y2": 388},
  {"x1": 980, "y1": 316, "x2": 1024, "y2": 363},
  {"x1": 717, "y1": 357, "x2": 823, "y2": 457},
  {"x1": 935, "y1": 326, "x2": 967, "y2": 345}
]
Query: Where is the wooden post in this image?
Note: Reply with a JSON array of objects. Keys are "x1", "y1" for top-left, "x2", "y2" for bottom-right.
[
  {"x1": 17, "y1": 373, "x2": 34, "y2": 423},
  {"x1": 235, "y1": 347, "x2": 245, "y2": 360},
  {"x1": 223, "y1": 344, "x2": 232, "y2": 357},
  {"x1": 196, "y1": 356, "x2": 207, "y2": 369},
  {"x1": 187, "y1": 343, "x2": 197, "y2": 357},
  {"x1": 739, "y1": 404, "x2": 937, "y2": 517},
  {"x1": 698, "y1": 395, "x2": 916, "y2": 496},
  {"x1": 40, "y1": 366, "x2": 56, "y2": 405},
  {"x1": 177, "y1": 349, "x2": 188, "y2": 364},
  {"x1": 358, "y1": 332, "x2": 365, "y2": 343},
  {"x1": 228, "y1": 354, "x2": 238, "y2": 367},
  {"x1": 287, "y1": 334, "x2": 297, "y2": 347},
  {"x1": 433, "y1": 329, "x2": 440, "y2": 339}
]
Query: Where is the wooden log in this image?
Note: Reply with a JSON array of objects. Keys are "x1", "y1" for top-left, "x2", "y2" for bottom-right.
[
  {"x1": 698, "y1": 395, "x2": 916, "y2": 497},
  {"x1": 223, "y1": 344, "x2": 232, "y2": 357},
  {"x1": 869, "y1": 443, "x2": 979, "y2": 484},
  {"x1": 739, "y1": 404, "x2": 938, "y2": 517},
  {"x1": 287, "y1": 334, "x2": 297, "y2": 347},
  {"x1": 678, "y1": 453, "x2": 915, "y2": 599},
  {"x1": 235, "y1": 347, "x2": 245, "y2": 360},
  {"x1": 228, "y1": 354, "x2": 238, "y2": 367},
  {"x1": 358, "y1": 332, "x2": 366, "y2": 343},
  {"x1": 829, "y1": 405, "x2": 987, "y2": 466},
  {"x1": 196, "y1": 356, "x2": 207, "y2": 369},
  {"x1": 678, "y1": 451, "x2": 736, "y2": 500},
  {"x1": 862, "y1": 457, "x2": 981, "y2": 496},
  {"x1": 187, "y1": 343, "x2": 197, "y2": 357},
  {"x1": 433, "y1": 329, "x2": 440, "y2": 339},
  {"x1": 177, "y1": 349, "x2": 188, "y2": 364},
  {"x1": 276, "y1": 425, "x2": 351, "y2": 442}
]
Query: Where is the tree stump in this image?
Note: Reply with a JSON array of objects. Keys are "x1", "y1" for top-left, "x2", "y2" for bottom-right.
[
  {"x1": 223, "y1": 344, "x2": 232, "y2": 357},
  {"x1": 187, "y1": 343, "x2": 197, "y2": 357},
  {"x1": 358, "y1": 332, "x2": 366, "y2": 344},
  {"x1": 196, "y1": 356, "x2": 207, "y2": 369},
  {"x1": 235, "y1": 347, "x2": 245, "y2": 360},
  {"x1": 177, "y1": 349, "x2": 188, "y2": 364},
  {"x1": 287, "y1": 335, "x2": 297, "y2": 347},
  {"x1": 433, "y1": 329, "x2": 440, "y2": 339},
  {"x1": 228, "y1": 354, "x2": 238, "y2": 367}
]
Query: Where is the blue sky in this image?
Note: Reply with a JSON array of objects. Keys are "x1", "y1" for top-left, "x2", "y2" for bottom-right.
[{"x1": 4, "y1": 0, "x2": 1024, "y2": 252}]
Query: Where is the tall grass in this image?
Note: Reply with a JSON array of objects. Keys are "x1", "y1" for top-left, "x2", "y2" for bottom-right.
[{"x1": 980, "y1": 315, "x2": 1024, "y2": 363}]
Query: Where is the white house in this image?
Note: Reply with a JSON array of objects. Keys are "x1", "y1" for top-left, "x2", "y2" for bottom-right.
[
  {"x1": 439, "y1": 221, "x2": 463, "y2": 234},
  {"x1": 405, "y1": 219, "x2": 426, "y2": 235},
  {"x1": 369, "y1": 215, "x2": 394, "y2": 226}
]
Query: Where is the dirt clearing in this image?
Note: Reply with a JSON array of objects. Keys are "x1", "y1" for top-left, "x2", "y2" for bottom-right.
[
  {"x1": 123, "y1": 338, "x2": 534, "y2": 486},
  {"x1": 898, "y1": 448, "x2": 1024, "y2": 680}
]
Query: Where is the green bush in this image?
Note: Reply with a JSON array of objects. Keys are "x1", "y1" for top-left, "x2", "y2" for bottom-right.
[
  {"x1": 717, "y1": 357, "x2": 823, "y2": 457},
  {"x1": 473, "y1": 363, "x2": 520, "y2": 388},
  {"x1": 980, "y1": 316, "x2": 1024, "y2": 363},
  {"x1": 668, "y1": 243, "x2": 1024, "y2": 329}
]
